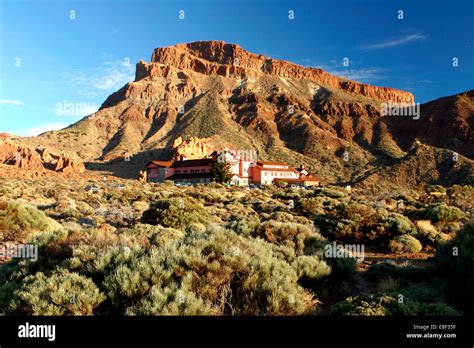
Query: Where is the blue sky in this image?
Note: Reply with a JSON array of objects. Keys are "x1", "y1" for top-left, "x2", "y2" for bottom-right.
[{"x1": 1, "y1": 0, "x2": 473, "y2": 136}]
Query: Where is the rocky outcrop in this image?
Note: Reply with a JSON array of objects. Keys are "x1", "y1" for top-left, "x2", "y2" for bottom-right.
[
  {"x1": 54, "y1": 152, "x2": 85, "y2": 173},
  {"x1": 30, "y1": 41, "x2": 471, "y2": 186},
  {"x1": 0, "y1": 139, "x2": 43, "y2": 169},
  {"x1": 138, "y1": 170, "x2": 147, "y2": 182},
  {"x1": 0, "y1": 138, "x2": 84, "y2": 175},
  {"x1": 173, "y1": 136, "x2": 213, "y2": 159},
  {"x1": 140, "y1": 41, "x2": 414, "y2": 104}
]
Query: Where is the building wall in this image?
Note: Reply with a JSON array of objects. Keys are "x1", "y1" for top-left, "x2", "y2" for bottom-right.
[
  {"x1": 257, "y1": 169, "x2": 299, "y2": 185},
  {"x1": 148, "y1": 159, "x2": 313, "y2": 186},
  {"x1": 148, "y1": 167, "x2": 159, "y2": 179},
  {"x1": 160, "y1": 167, "x2": 173, "y2": 181},
  {"x1": 228, "y1": 161, "x2": 240, "y2": 176},
  {"x1": 239, "y1": 160, "x2": 254, "y2": 177},
  {"x1": 231, "y1": 176, "x2": 249, "y2": 186},
  {"x1": 252, "y1": 166, "x2": 262, "y2": 183},
  {"x1": 147, "y1": 167, "x2": 172, "y2": 182},
  {"x1": 169, "y1": 165, "x2": 212, "y2": 178}
]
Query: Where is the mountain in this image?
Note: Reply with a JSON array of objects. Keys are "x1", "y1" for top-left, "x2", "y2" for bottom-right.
[
  {"x1": 4, "y1": 41, "x2": 473, "y2": 186},
  {"x1": 384, "y1": 90, "x2": 474, "y2": 159}
]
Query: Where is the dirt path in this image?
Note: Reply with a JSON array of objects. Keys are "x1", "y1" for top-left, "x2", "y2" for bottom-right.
[
  {"x1": 354, "y1": 251, "x2": 435, "y2": 294},
  {"x1": 358, "y1": 251, "x2": 434, "y2": 271}
]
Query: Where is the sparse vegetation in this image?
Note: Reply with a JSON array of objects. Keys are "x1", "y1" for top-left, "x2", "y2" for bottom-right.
[
  {"x1": 0, "y1": 200, "x2": 61, "y2": 242},
  {"x1": 389, "y1": 235, "x2": 422, "y2": 253},
  {"x1": 211, "y1": 161, "x2": 232, "y2": 184},
  {"x1": 0, "y1": 178, "x2": 472, "y2": 316}
]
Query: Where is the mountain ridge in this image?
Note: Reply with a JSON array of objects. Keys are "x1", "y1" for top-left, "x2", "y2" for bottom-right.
[
  {"x1": 140, "y1": 40, "x2": 414, "y2": 104},
  {"x1": 2, "y1": 40, "x2": 472, "y2": 187}
]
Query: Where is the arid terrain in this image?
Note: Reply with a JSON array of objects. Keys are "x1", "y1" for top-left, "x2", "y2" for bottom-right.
[
  {"x1": 0, "y1": 177, "x2": 472, "y2": 315},
  {"x1": 1, "y1": 41, "x2": 473, "y2": 186},
  {"x1": 0, "y1": 41, "x2": 473, "y2": 316}
]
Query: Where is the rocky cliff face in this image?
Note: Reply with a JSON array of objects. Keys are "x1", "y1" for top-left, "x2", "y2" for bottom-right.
[
  {"x1": 23, "y1": 40, "x2": 471, "y2": 186},
  {"x1": 138, "y1": 41, "x2": 414, "y2": 104},
  {"x1": 173, "y1": 136, "x2": 213, "y2": 160},
  {"x1": 0, "y1": 135, "x2": 85, "y2": 177},
  {"x1": 384, "y1": 90, "x2": 474, "y2": 159}
]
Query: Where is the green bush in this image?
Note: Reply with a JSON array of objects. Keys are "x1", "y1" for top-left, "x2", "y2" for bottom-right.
[
  {"x1": 425, "y1": 203, "x2": 465, "y2": 223},
  {"x1": 299, "y1": 197, "x2": 325, "y2": 215},
  {"x1": 314, "y1": 202, "x2": 389, "y2": 245},
  {"x1": 272, "y1": 187, "x2": 311, "y2": 201},
  {"x1": 8, "y1": 269, "x2": 105, "y2": 315},
  {"x1": 415, "y1": 220, "x2": 449, "y2": 245},
  {"x1": 365, "y1": 262, "x2": 430, "y2": 284},
  {"x1": 227, "y1": 215, "x2": 260, "y2": 236},
  {"x1": 102, "y1": 227, "x2": 325, "y2": 315},
  {"x1": 0, "y1": 200, "x2": 61, "y2": 242},
  {"x1": 125, "y1": 281, "x2": 217, "y2": 315},
  {"x1": 427, "y1": 185, "x2": 446, "y2": 194},
  {"x1": 270, "y1": 211, "x2": 312, "y2": 225},
  {"x1": 384, "y1": 213, "x2": 415, "y2": 235},
  {"x1": 389, "y1": 235, "x2": 422, "y2": 253},
  {"x1": 141, "y1": 197, "x2": 211, "y2": 229},
  {"x1": 291, "y1": 255, "x2": 331, "y2": 280},
  {"x1": 392, "y1": 300, "x2": 460, "y2": 316},
  {"x1": 321, "y1": 187, "x2": 346, "y2": 198},
  {"x1": 331, "y1": 294, "x2": 460, "y2": 316},
  {"x1": 258, "y1": 221, "x2": 323, "y2": 255},
  {"x1": 331, "y1": 295, "x2": 396, "y2": 316},
  {"x1": 434, "y1": 220, "x2": 474, "y2": 312},
  {"x1": 1, "y1": 177, "x2": 469, "y2": 317},
  {"x1": 398, "y1": 282, "x2": 445, "y2": 304},
  {"x1": 1, "y1": 225, "x2": 329, "y2": 315}
]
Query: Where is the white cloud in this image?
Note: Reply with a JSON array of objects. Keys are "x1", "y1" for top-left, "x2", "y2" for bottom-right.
[
  {"x1": 313, "y1": 63, "x2": 387, "y2": 83},
  {"x1": 360, "y1": 33, "x2": 427, "y2": 50},
  {"x1": 61, "y1": 59, "x2": 134, "y2": 97},
  {"x1": 0, "y1": 99, "x2": 24, "y2": 106},
  {"x1": 296, "y1": 60, "x2": 386, "y2": 83},
  {"x1": 16, "y1": 122, "x2": 70, "y2": 137}
]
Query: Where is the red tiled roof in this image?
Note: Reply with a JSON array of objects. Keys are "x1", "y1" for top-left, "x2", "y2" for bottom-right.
[
  {"x1": 302, "y1": 174, "x2": 320, "y2": 180},
  {"x1": 147, "y1": 160, "x2": 173, "y2": 168}
]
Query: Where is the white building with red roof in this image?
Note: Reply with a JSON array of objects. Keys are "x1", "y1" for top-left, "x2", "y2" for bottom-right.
[{"x1": 145, "y1": 151, "x2": 321, "y2": 186}]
